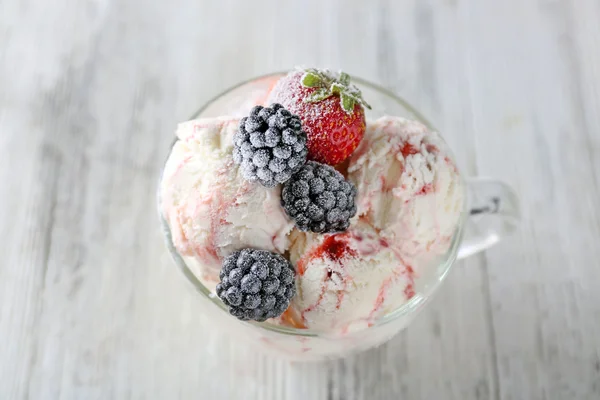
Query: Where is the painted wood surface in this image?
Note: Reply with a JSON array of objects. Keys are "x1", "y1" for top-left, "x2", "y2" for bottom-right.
[{"x1": 0, "y1": 0, "x2": 599, "y2": 399}]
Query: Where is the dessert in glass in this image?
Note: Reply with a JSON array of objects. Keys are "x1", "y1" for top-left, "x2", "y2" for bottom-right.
[{"x1": 158, "y1": 68, "x2": 520, "y2": 361}]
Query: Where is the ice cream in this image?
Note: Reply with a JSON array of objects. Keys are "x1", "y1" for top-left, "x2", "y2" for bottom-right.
[
  {"x1": 160, "y1": 117, "x2": 294, "y2": 290},
  {"x1": 279, "y1": 117, "x2": 464, "y2": 332},
  {"x1": 284, "y1": 220, "x2": 415, "y2": 333},
  {"x1": 161, "y1": 115, "x2": 464, "y2": 333},
  {"x1": 160, "y1": 73, "x2": 465, "y2": 337},
  {"x1": 348, "y1": 116, "x2": 464, "y2": 260}
]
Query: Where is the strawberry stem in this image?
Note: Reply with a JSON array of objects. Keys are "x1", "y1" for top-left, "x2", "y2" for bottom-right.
[{"x1": 299, "y1": 68, "x2": 372, "y2": 114}]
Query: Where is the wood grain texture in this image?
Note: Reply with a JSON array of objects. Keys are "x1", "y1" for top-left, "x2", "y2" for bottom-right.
[{"x1": 0, "y1": 0, "x2": 599, "y2": 399}]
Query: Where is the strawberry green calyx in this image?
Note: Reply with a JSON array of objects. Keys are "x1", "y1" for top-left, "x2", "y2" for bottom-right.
[{"x1": 299, "y1": 68, "x2": 372, "y2": 114}]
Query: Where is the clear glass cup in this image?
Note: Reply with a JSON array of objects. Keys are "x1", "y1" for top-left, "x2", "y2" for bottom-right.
[{"x1": 158, "y1": 72, "x2": 520, "y2": 361}]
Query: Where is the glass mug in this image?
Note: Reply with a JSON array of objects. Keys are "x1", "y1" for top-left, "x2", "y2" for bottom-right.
[{"x1": 159, "y1": 72, "x2": 520, "y2": 361}]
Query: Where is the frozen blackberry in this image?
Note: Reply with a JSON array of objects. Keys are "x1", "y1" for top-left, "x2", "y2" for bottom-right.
[
  {"x1": 281, "y1": 161, "x2": 358, "y2": 233},
  {"x1": 216, "y1": 248, "x2": 297, "y2": 322},
  {"x1": 233, "y1": 104, "x2": 308, "y2": 187}
]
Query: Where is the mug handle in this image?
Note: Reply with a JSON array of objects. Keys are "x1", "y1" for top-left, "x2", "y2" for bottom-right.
[{"x1": 457, "y1": 178, "x2": 521, "y2": 259}]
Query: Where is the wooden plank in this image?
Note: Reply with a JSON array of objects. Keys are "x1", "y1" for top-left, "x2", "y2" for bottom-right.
[{"x1": 462, "y1": 0, "x2": 600, "y2": 398}]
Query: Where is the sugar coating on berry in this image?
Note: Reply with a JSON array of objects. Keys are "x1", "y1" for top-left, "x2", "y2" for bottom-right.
[
  {"x1": 281, "y1": 161, "x2": 358, "y2": 233},
  {"x1": 269, "y1": 158, "x2": 287, "y2": 173},
  {"x1": 233, "y1": 104, "x2": 308, "y2": 187},
  {"x1": 275, "y1": 171, "x2": 292, "y2": 183},
  {"x1": 282, "y1": 129, "x2": 298, "y2": 144},
  {"x1": 217, "y1": 249, "x2": 297, "y2": 322},
  {"x1": 265, "y1": 128, "x2": 281, "y2": 147},
  {"x1": 267, "y1": 69, "x2": 369, "y2": 165}
]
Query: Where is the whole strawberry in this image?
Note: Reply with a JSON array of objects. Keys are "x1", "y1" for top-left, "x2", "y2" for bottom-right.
[{"x1": 268, "y1": 68, "x2": 371, "y2": 166}]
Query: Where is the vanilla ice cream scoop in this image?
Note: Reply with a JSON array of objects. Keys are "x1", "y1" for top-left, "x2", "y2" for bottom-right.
[
  {"x1": 348, "y1": 116, "x2": 464, "y2": 261},
  {"x1": 285, "y1": 220, "x2": 416, "y2": 333},
  {"x1": 160, "y1": 118, "x2": 294, "y2": 289}
]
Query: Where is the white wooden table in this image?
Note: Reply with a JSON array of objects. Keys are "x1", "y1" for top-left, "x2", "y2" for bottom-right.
[{"x1": 1, "y1": 0, "x2": 599, "y2": 399}]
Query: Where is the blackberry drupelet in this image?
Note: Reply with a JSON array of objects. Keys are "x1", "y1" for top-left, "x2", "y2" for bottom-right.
[
  {"x1": 281, "y1": 161, "x2": 358, "y2": 233},
  {"x1": 216, "y1": 248, "x2": 296, "y2": 321},
  {"x1": 233, "y1": 104, "x2": 308, "y2": 187}
]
